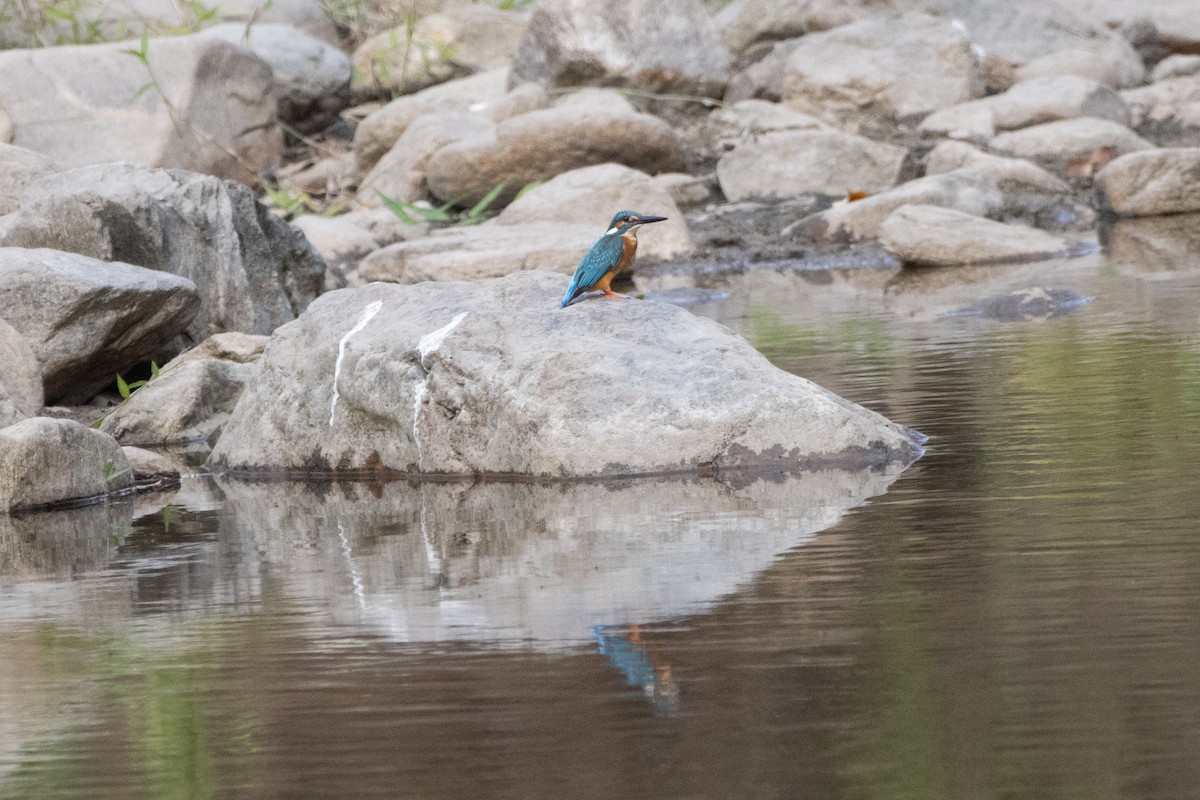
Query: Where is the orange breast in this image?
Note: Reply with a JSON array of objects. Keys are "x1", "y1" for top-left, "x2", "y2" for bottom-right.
[{"x1": 614, "y1": 232, "x2": 639, "y2": 275}]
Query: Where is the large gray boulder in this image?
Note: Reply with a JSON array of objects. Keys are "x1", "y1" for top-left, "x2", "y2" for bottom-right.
[
  {"x1": 1095, "y1": 148, "x2": 1200, "y2": 217},
  {"x1": 0, "y1": 248, "x2": 200, "y2": 404},
  {"x1": 0, "y1": 418, "x2": 132, "y2": 514},
  {"x1": 781, "y1": 12, "x2": 984, "y2": 124},
  {"x1": 0, "y1": 318, "x2": 42, "y2": 429},
  {"x1": 879, "y1": 205, "x2": 1074, "y2": 266},
  {"x1": 208, "y1": 271, "x2": 924, "y2": 477},
  {"x1": 100, "y1": 332, "x2": 268, "y2": 447},
  {"x1": 1122, "y1": 76, "x2": 1200, "y2": 134},
  {"x1": 511, "y1": 0, "x2": 731, "y2": 98},
  {"x1": 0, "y1": 35, "x2": 280, "y2": 183},
  {"x1": 424, "y1": 106, "x2": 686, "y2": 208},
  {"x1": 716, "y1": 130, "x2": 907, "y2": 201},
  {"x1": 0, "y1": 163, "x2": 326, "y2": 347}
]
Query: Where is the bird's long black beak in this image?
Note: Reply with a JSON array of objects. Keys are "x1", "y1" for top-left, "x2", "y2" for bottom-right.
[{"x1": 636, "y1": 215, "x2": 668, "y2": 225}]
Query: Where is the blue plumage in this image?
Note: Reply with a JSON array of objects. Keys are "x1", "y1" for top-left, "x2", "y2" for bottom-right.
[{"x1": 559, "y1": 210, "x2": 667, "y2": 308}]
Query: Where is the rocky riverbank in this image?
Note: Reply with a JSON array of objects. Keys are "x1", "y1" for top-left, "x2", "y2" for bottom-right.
[{"x1": 3, "y1": 0, "x2": 1199, "y2": 507}]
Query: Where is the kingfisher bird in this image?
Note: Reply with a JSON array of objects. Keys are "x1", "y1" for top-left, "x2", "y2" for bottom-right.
[{"x1": 559, "y1": 210, "x2": 668, "y2": 308}]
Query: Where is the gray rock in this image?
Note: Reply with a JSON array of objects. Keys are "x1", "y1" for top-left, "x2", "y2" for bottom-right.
[
  {"x1": 424, "y1": 106, "x2": 686, "y2": 208},
  {"x1": 352, "y1": 69, "x2": 519, "y2": 178},
  {"x1": 716, "y1": 129, "x2": 907, "y2": 201},
  {"x1": 0, "y1": 318, "x2": 42, "y2": 429},
  {"x1": 709, "y1": 99, "x2": 831, "y2": 151},
  {"x1": 920, "y1": 0, "x2": 1142, "y2": 79},
  {"x1": 1122, "y1": 76, "x2": 1200, "y2": 132},
  {"x1": 724, "y1": 39, "x2": 801, "y2": 104},
  {"x1": 1012, "y1": 45, "x2": 1145, "y2": 90},
  {"x1": 920, "y1": 76, "x2": 1129, "y2": 136},
  {"x1": 360, "y1": 222, "x2": 598, "y2": 284},
  {"x1": 208, "y1": 272, "x2": 923, "y2": 477},
  {"x1": 196, "y1": 23, "x2": 351, "y2": 131},
  {"x1": 1102, "y1": 214, "x2": 1200, "y2": 270},
  {"x1": 1152, "y1": 55, "x2": 1200, "y2": 82},
  {"x1": 0, "y1": 248, "x2": 200, "y2": 404},
  {"x1": 715, "y1": 0, "x2": 885, "y2": 53},
  {"x1": 291, "y1": 215, "x2": 382, "y2": 290},
  {"x1": 1095, "y1": 148, "x2": 1200, "y2": 217},
  {"x1": 879, "y1": 205, "x2": 1073, "y2": 266},
  {"x1": 989, "y1": 118, "x2": 1154, "y2": 163},
  {"x1": 0, "y1": 143, "x2": 56, "y2": 215},
  {"x1": 551, "y1": 87, "x2": 637, "y2": 114},
  {"x1": 788, "y1": 169, "x2": 1005, "y2": 243},
  {"x1": 493, "y1": 164, "x2": 693, "y2": 258},
  {"x1": 924, "y1": 141, "x2": 1069, "y2": 193},
  {"x1": 122, "y1": 446, "x2": 182, "y2": 484},
  {"x1": 781, "y1": 12, "x2": 983, "y2": 124},
  {"x1": 0, "y1": 163, "x2": 326, "y2": 347},
  {"x1": 654, "y1": 173, "x2": 717, "y2": 208},
  {"x1": 511, "y1": 0, "x2": 731, "y2": 98},
  {"x1": 357, "y1": 112, "x2": 496, "y2": 205},
  {"x1": 0, "y1": 35, "x2": 280, "y2": 183},
  {"x1": 100, "y1": 332, "x2": 268, "y2": 447},
  {"x1": 352, "y1": 5, "x2": 529, "y2": 94},
  {"x1": 0, "y1": 417, "x2": 132, "y2": 513}
]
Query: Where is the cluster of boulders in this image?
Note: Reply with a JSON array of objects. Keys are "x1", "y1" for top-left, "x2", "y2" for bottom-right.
[{"x1": 3, "y1": 0, "x2": 1200, "y2": 510}]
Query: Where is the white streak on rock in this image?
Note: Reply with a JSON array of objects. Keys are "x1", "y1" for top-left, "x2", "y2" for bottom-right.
[
  {"x1": 411, "y1": 312, "x2": 469, "y2": 467},
  {"x1": 329, "y1": 300, "x2": 382, "y2": 427}
]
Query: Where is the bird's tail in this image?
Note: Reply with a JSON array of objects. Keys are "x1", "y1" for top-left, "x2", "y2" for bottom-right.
[{"x1": 559, "y1": 278, "x2": 581, "y2": 308}]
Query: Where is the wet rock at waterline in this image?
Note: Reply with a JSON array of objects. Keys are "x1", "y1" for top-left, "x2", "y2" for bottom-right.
[
  {"x1": 0, "y1": 318, "x2": 42, "y2": 429},
  {"x1": 0, "y1": 418, "x2": 132, "y2": 514},
  {"x1": 0, "y1": 248, "x2": 199, "y2": 405},
  {"x1": 880, "y1": 205, "x2": 1075, "y2": 267},
  {"x1": 99, "y1": 333, "x2": 268, "y2": 448},
  {"x1": 989, "y1": 117, "x2": 1154, "y2": 163},
  {"x1": 0, "y1": 34, "x2": 280, "y2": 183},
  {"x1": 208, "y1": 271, "x2": 924, "y2": 478},
  {"x1": 0, "y1": 163, "x2": 327, "y2": 348},
  {"x1": 1094, "y1": 148, "x2": 1200, "y2": 216}
]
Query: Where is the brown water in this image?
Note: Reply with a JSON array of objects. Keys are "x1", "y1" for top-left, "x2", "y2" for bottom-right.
[{"x1": 4, "y1": 217, "x2": 1200, "y2": 799}]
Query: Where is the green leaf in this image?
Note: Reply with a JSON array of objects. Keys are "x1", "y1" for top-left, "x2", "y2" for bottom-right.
[
  {"x1": 463, "y1": 180, "x2": 507, "y2": 222},
  {"x1": 116, "y1": 373, "x2": 131, "y2": 400},
  {"x1": 375, "y1": 191, "x2": 420, "y2": 225},
  {"x1": 150, "y1": 360, "x2": 161, "y2": 378}
]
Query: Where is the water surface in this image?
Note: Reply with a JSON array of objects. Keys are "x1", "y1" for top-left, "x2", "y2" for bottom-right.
[{"x1": 3, "y1": 218, "x2": 1200, "y2": 799}]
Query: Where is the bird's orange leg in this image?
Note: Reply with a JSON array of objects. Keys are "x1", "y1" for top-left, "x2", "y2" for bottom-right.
[{"x1": 594, "y1": 270, "x2": 631, "y2": 300}]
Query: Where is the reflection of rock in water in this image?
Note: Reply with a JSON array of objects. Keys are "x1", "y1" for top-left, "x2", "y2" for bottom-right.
[
  {"x1": 0, "y1": 501, "x2": 134, "y2": 622},
  {"x1": 1101, "y1": 214, "x2": 1200, "y2": 272},
  {"x1": 948, "y1": 287, "x2": 1092, "y2": 322},
  {"x1": 214, "y1": 466, "x2": 908, "y2": 648}
]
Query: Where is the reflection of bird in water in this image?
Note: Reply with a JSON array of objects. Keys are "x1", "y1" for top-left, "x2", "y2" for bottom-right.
[
  {"x1": 593, "y1": 623, "x2": 680, "y2": 716},
  {"x1": 560, "y1": 210, "x2": 668, "y2": 308}
]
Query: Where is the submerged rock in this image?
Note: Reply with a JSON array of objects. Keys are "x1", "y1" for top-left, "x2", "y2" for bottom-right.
[
  {"x1": 949, "y1": 287, "x2": 1093, "y2": 321},
  {"x1": 208, "y1": 271, "x2": 923, "y2": 478},
  {"x1": 0, "y1": 417, "x2": 132, "y2": 513}
]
